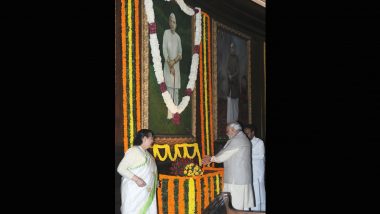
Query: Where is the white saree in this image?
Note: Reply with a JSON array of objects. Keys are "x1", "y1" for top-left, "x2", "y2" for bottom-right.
[{"x1": 120, "y1": 147, "x2": 158, "y2": 214}]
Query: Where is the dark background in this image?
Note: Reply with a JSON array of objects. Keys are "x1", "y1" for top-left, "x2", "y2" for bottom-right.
[
  {"x1": 4, "y1": 0, "x2": 379, "y2": 213},
  {"x1": 265, "y1": 0, "x2": 380, "y2": 213}
]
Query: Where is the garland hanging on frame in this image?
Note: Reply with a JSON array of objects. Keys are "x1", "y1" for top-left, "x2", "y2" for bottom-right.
[{"x1": 144, "y1": 0, "x2": 202, "y2": 125}]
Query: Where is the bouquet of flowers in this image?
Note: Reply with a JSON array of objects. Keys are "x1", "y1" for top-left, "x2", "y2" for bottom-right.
[
  {"x1": 184, "y1": 163, "x2": 203, "y2": 177},
  {"x1": 169, "y1": 158, "x2": 192, "y2": 176},
  {"x1": 169, "y1": 158, "x2": 203, "y2": 176}
]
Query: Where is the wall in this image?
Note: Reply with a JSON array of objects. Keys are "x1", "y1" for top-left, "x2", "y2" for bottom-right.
[{"x1": 115, "y1": 0, "x2": 266, "y2": 145}]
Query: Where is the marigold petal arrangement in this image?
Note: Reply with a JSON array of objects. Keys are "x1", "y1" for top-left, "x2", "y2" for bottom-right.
[{"x1": 169, "y1": 158, "x2": 204, "y2": 177}]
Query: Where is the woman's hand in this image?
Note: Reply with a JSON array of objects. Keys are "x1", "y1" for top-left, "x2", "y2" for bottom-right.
[{"x1": 132, "y1": 175, "x2": 147, "y2": 187}]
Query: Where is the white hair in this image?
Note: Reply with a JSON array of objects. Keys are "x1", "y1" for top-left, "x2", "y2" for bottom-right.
[
  {"x1": 169, "y1": 13, "x2": 176, "y2": 21},
  {"x1": 227, "y1": 122, "x2": 242, "y2": 131}
]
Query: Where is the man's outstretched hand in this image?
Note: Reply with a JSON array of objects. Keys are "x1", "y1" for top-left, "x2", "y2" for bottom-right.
[{"x1": 202, "y1": 155, "x2": 212, "y2": 165}]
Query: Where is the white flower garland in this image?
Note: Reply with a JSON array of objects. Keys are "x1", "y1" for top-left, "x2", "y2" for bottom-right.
[{"x1": 144, "y1": 0, "x2": 202, "y2": 115}]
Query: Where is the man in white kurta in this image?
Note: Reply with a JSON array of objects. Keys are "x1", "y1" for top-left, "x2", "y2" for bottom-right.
[
  {"x1": 244, "y1": 125, "x2": 266, "y2": 211},
  {"x1": 163, "y1": 12, "x2": 182, "y2": 119},
  {"x1": 117, "y1": 145, "x2": 158, "y2": 214},
  {"x1": 202, "y1": 122, "x2": 254, "y2": 211}
]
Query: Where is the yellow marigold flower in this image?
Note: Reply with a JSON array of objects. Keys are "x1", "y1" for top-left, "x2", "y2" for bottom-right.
[
  {"x1": 184, "y1": 170, "x2": 187, "y2": 174},
  {"x1": 195, "y1": 172, "x2": 199, "y2": 175}
]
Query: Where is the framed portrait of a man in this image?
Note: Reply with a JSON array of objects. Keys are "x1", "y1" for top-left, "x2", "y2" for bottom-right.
[
  {"x1": 212, "y1": 20, "x2": 252, "y2": 140},
  {"x1": 141, "y1": 0, "x2": 196, "y2": 144}
]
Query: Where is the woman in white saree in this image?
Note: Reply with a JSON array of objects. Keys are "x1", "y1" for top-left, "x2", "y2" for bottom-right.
[{"x1": 117, "y1": 129, "x2": 158, "y2": 214}]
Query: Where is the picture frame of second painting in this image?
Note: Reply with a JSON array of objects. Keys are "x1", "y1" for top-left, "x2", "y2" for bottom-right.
[{"x1": 212, "y1": 20, "x2": 252, "y2": 141}]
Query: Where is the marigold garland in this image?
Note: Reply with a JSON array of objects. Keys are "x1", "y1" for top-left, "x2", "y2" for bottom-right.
[
  {"x1": 196, "y1": 178, "x2": 202, "y2": 213},
  {"x1": 214, "y1": 176, "x2": 218, "y2": 197},
  {"x1": 153, "y1": 143, "x2": 202, "y2": 164},
  {"x1": 184, "y1": 179, "x2": 189, "y2": 213},
  {"x1": 178, "y1": 178, "x2": 184, "y2": 213},
  {"x1": 158, "y1": 169, "x2": 223, "y2": 213},
  {"x1": 127, "y1": 0, "x2": 134, "y2": 145},
  {"x1": 208, "y1": 176, "x2": 212, "y2": 204},
  {"x1": 134, "y1": 0, "x2": 141, "y2": 131},
  {"x1": 157, "y1": 185, "x2": 163, "y2": 214},
  {"x1": 162, "y1": 179, "x2": 168, "y2": 214},
  {"x1": 207, "y1": 13, "x2": 214, "y2": 157},
  {"x1": 188, "y1": 178, "x2": 195, "y2": 213},
  {"x1": 200, "y1": 177, "x2": 205, "y2": 209},
  {"x1": 221, "y1": 173, "x2": 224, "y2": 190},
  {"x1": 210, "y1": 173, "x2": 215, "y2": 200},
  {"x1": 168, "y1": 179, "x2": 175, "y2": 213},
  {"x1": 121, "y1": 0, "x2": 128, "y2": 151},
  {"x1": 202, "y1": 13, "x2": 210, "y2": 155},
  {"x1": 198, "y1": 13, "x2": 214, "y2": 159},
  {"x1": 216, "y1": 174, "x2": 220, "y2": 195},
  {"x1": 174, "y1": 179, "x2": 179, "y2": 214},
  {"x1": 121, "y1": 0, "x2": 141, "y2": 150},
  {"x1": 204, "y1": 174, "x2": 209, "y2": 208},
  {"x1": 199, "y1": 39, "x2": 205, "y2": 158}
]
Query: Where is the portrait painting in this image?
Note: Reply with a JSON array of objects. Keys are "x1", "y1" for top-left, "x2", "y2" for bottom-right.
[
  {"x1": 141, "y1": 0, "x2": 196, "y2": 144},
  {"x1": 212, "y1": 20, "x2": 252, "y2": 140}
]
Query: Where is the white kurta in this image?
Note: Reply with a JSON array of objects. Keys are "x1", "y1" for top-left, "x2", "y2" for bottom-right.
[
  {"x1": 162, "y1": 29, "x2": 182, "y2": 89},
  {"x1": 211, "y1": 132, "x2": 254, "y2": 211},
  {"x1": 117, "y1": 146, "x2": 158, "y2": 214},
  {"x1": 227, "y1": 96, "x2": 239, "y2": 123},
  {"x1": 162, "y1": 29, "x2": 182, "y2": 119},
  {"x1": 251, "y1": 137, "x2": 266, "y2": 211}
]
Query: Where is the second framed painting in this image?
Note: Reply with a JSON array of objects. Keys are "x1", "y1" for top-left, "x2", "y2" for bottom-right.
[{"x1": 212, "y1": 20, "x2": 252, "y2": 141}]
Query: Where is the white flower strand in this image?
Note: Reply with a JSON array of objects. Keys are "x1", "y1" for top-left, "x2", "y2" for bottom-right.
[
  {"x1": 144, "y1": 0, "x2": 155, "y2": 23},
  {"x1": 163, "y1": 92, "x2": 178, "y2": 113},
  {"x1": 149, "y1": 35, "x2": 164, "y2": 83},
  {"x1": 175, "y1": 0, "x2": 195, "y2": 16},
  {"x1": 144, "y1": 0, "x2": 201, "y2": 115},
  {"x1": 194, "y1": 11, "x2": 202, "y2": 45},
  {"x1": 186, "y1": 54, "x2": 199, "y2": 90}
]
